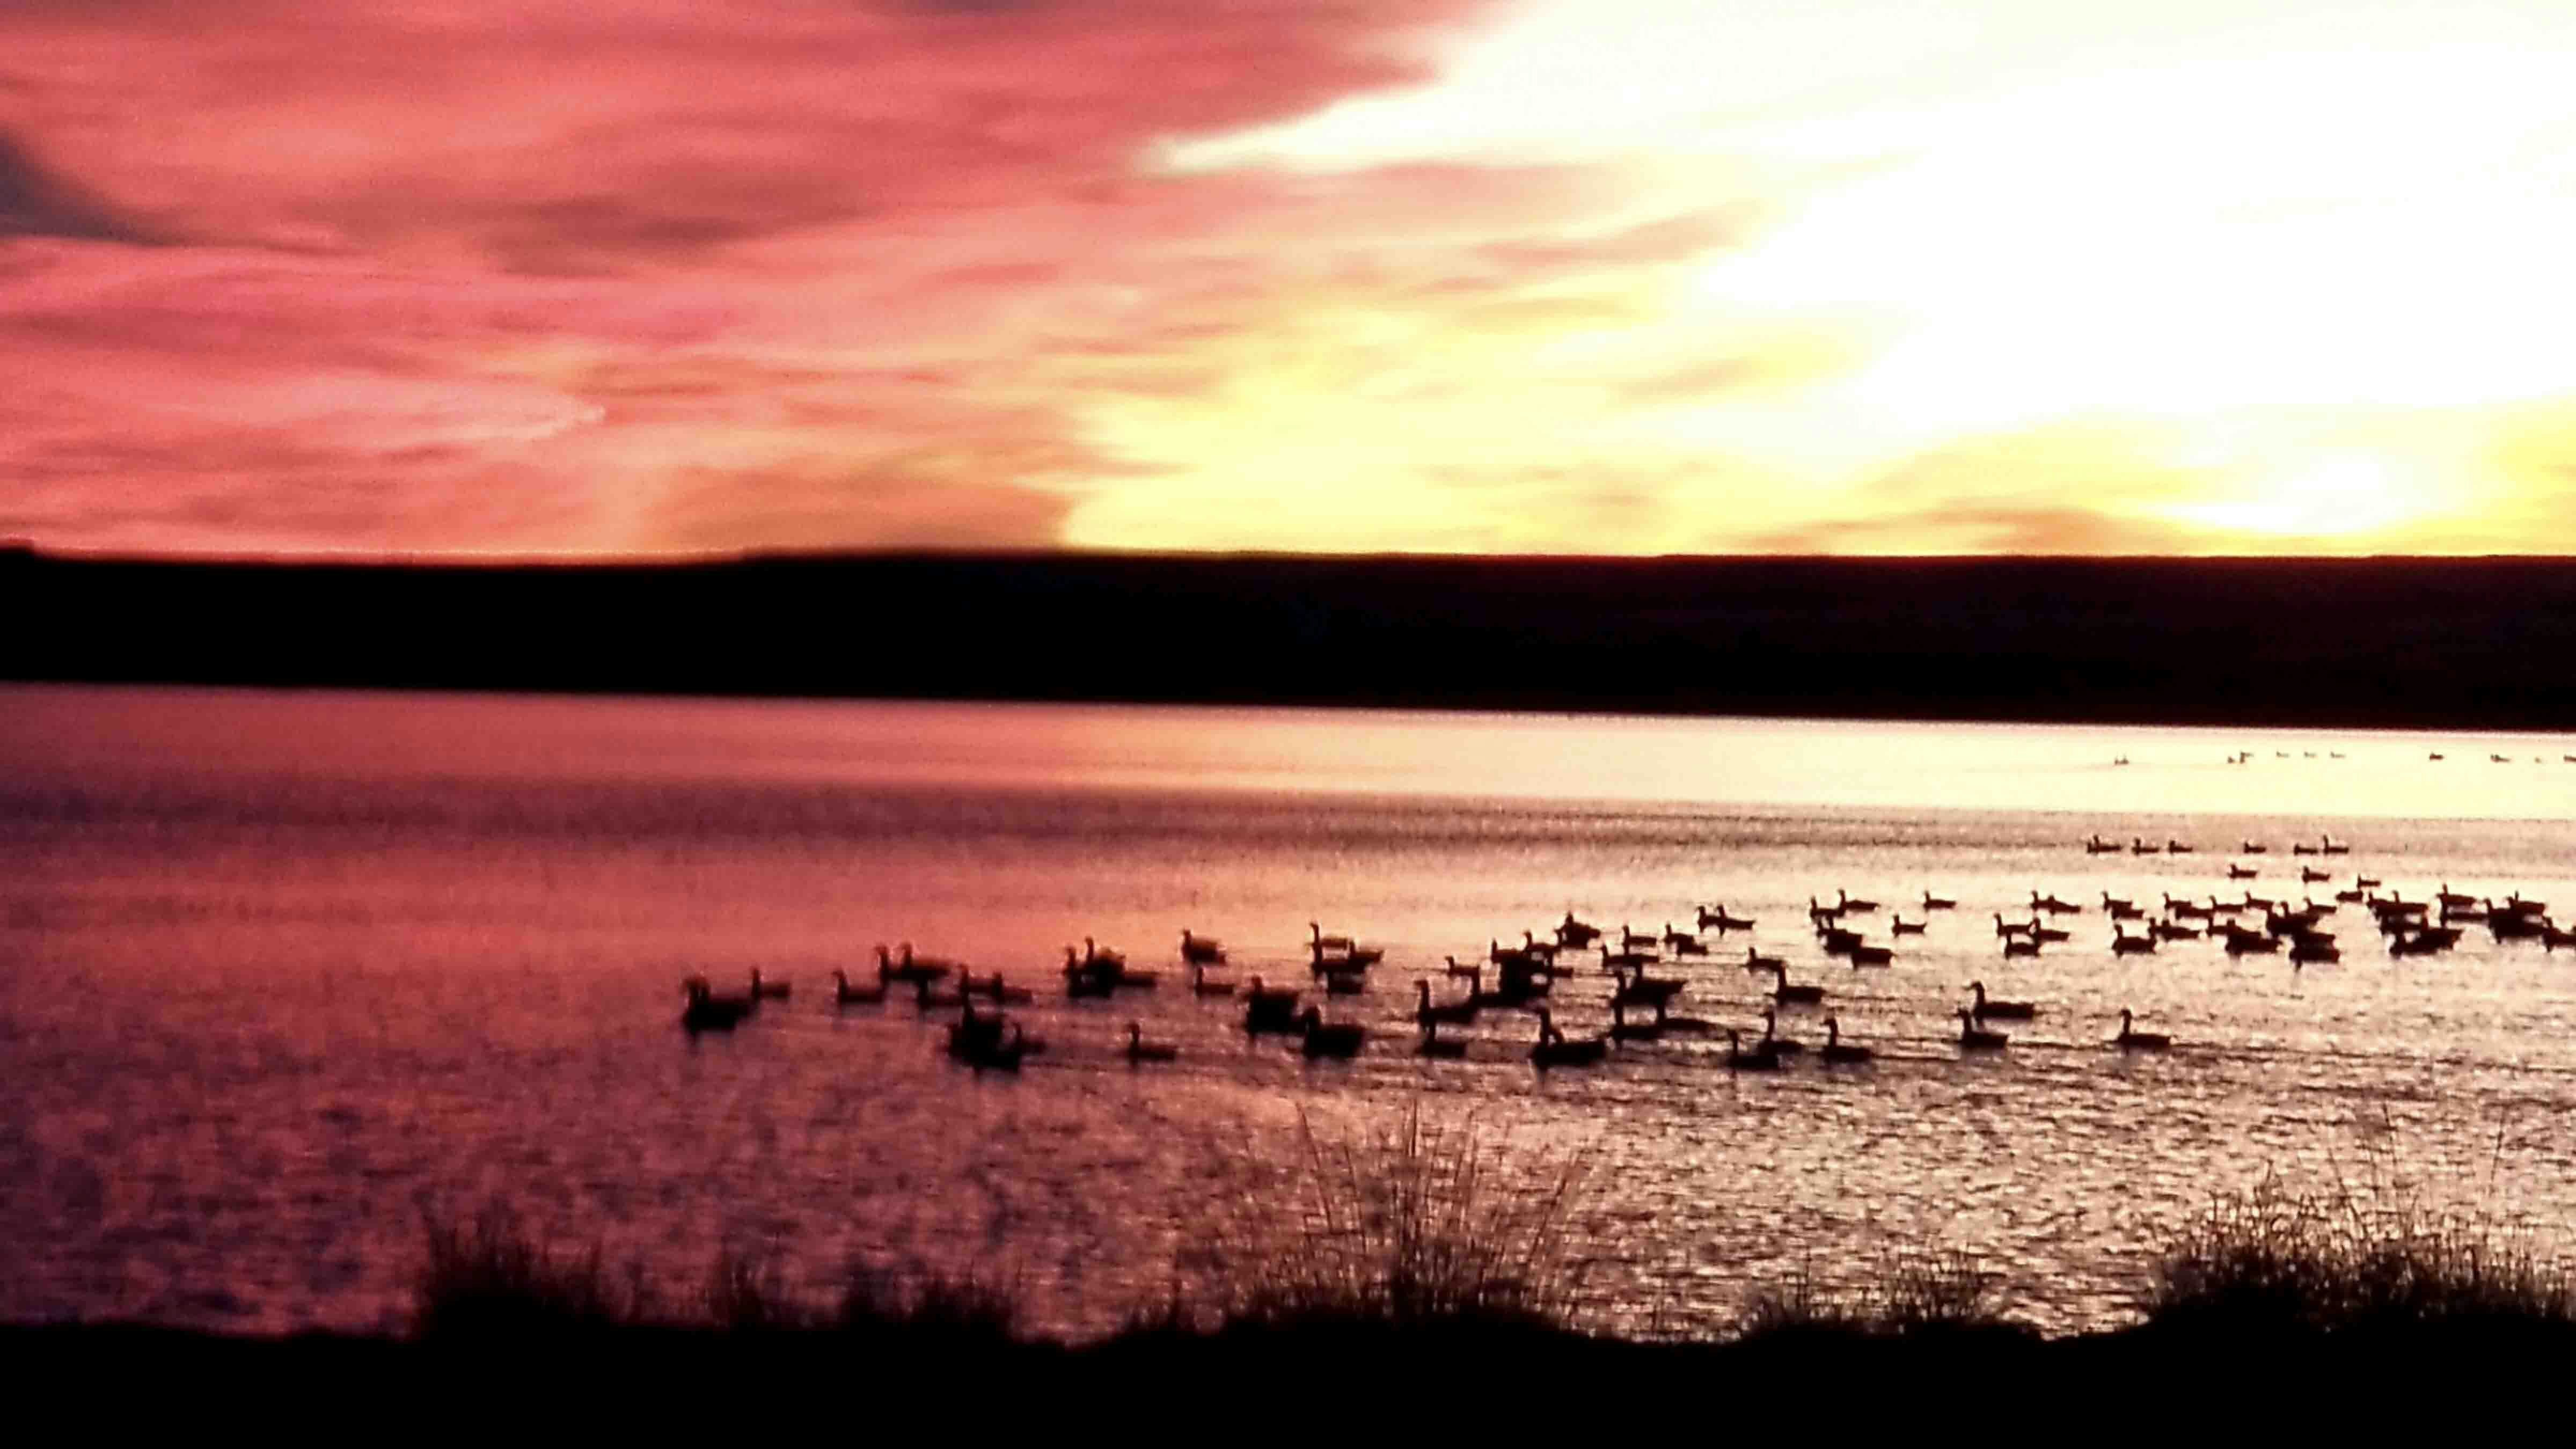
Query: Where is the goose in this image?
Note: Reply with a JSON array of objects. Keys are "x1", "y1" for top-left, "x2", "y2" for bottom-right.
[
  {"x1": 1242, "y1": 977, "x2": 1301, "y2": 1035},
  {"x1": 2166, "y1": 839, "x2": 2194, "y2": 854},
  {"x1": 680, "y1": 977, "x2": 755, "y2": 1033},
  {"x1": 1819, "y1": 1015, "x2": 1874, "y2": 1065},
  {"x1": 2112, "y1": 1009, "x2": 2170, "y2": 1051},
  {"x1": 2111, "y1": 926, "x2": 2157, "y2": 955},
  {"x1": 1599, "y1": 943, "x2": 1657, "y2": 972},
  {"x1": 2000, "y1": 935, "x2": 2041, "y2": 957},
  {"x1": 1555, "y1": 913, "x2": 1602, "y2": 948},
  {"x1": 1890, "y1": 915, "x2": 1927, "y2": 935},
  {"x1": 1294, "y1": 1007, "x2": 1365, "y2": 1059},
  {"x1": 1837, "y1": 889, "x2": 1879, "y2": 914},
  {"x1": 1817, "y1": 926, "x2": 1864, "y2": 956},
  {"x1": 2220, "y1": 924, "x2": 2280, "y2": 955},
  {"x1": 1308, "y1": 922, "x2": 1354, "y2": 953},
  {"x1": 1809, "y1": 895, "x2": 1846, "y2": 922},
  {"x1": 1065, "y1": 965, "x2": 1117, "y2": 999},
  {"x1": 2102, "y1": 893, "x2": 2143, "y2": 920},
  {"x1": 912, "y1": 975, "x2": 966, "y2": 1012},
  {"x1": 2320, "y1": 836, "x2": 2350, "y2": 855},
  {"x1": 1696, "y1": 904, "x2": 1755, "y2": 932},
  {"x1": 1966, "y1": 981, "x2": 2036, "y2": 1020},
  {"x1": 2292, "y1": 841, "x2": 2319, "y2": 855},
  {"x1": 1744, "y1": 946, "x2": 1786, "y2": 972},
  {"x1": 748, "y1": 969, "x2": 791, "y2": 1001},
  {"x1": 1995, "y1": 913, "x2": 2035, "y2": 939},
  {"x1": 831, "y1": 968, "x2": 888, "y2": 1007},
  {"x1": 2228, "y1": 863, "x2": 2259, "y2": 880},
  {"x1": 2240, "y1": 839, "x2": 2268, "y2": 854},
  {"x1": 2028, "y1": 920, "x2": 2070, "y2": 944},
  {"x1": 877, "y1": 943, "x2": 953, "y2": 985},
  {"x1": 963, "y1": 1023, "x2": 1032, "y2": 1073},
  {"x1": 2131, "y1": 837, "x2": 2159, "y2": 856},
  {"x1": 1518, "y1": 931, "x2": 1563, "y2": 965},
  {"x1": 1123, "y1": 1021, "x2": 1178, "y2": 1064},
  {"x1": 972, "y1": 972, "x2": 1034, "y2": 1005},
  {"x1": 1611, "y1": 962, "x2": 1686, "y2": 1008},
  {"x1": 1921, "y1": 890, "x2": 1957, "y2": 911},
  {"x1": 1649, "y1": 997, "x2": 1718, "y2": 1033},
  {"x1": 2288, "y1": 938, "x2": 2341, "y2": 964},
  {"x1": 2435, "y1": 883, "x2": 2478, "y2": 908},
  {"x1": 1416, "y1": 1018, "x2": 1469, "y2": 1059},
  {"x1": 1848, "y1": 942, "x2": 1894, "y2": 967},
  {"x1": 2300, "y1": 866, "x2": 2332, "y2": 884},
  {"x1": 1766, "y1": 962, "x2": 1824, "y2": 1006},
  {"x1": 1724, "y1": 1028, "x2": 1783, "y2": 1071},
  {"x1": 1759, "y1": 1006, "x2": 1804, "y2": 1056},
  {"x1": 1179, "y1": 931, "x2": 1226, "y2": 965},
  {"x1": 2164, "y1": 894, "x2": 2213, "y2": 920},
  {"x1": 1956, "y1": 1009, "x2": 2009, "y2": 1051},
  {"x1": 1529, "y1": 1008, "x2": 1608, "y2": 1068},
  {"x1": 1191, "y1": 964, "x2": 1236, "y2": 997},
  {"x1": 1415, "y1": 979, "x2": 1478, "y2": 1027},
  {"x1": 945, "y1": 999, "x2": 1005, "y2": 1059},
  {"x1": 1661, "y1": 922, "x2": 1700, "y2": 950},
  {"x1": 2085, "y1": 834, "x2": 2119, "y2": 854},
  {"x1": 1667, "y1": 933, "x2": 1709, "y2": 958},
  {"x1": 2148, "y1": 919, "x2": 2200, "y2": 942},
  {"x1": 1619, "y1": 923, "x2": 1660, "y2": 951},
  {"x1": 1445, "y1": 954, "x2": 1487, "y2": 978}
]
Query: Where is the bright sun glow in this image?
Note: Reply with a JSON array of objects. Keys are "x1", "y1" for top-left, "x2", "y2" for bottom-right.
[{"x1": 2163, "y1": 453, "x2": 2433, "y2": 539}]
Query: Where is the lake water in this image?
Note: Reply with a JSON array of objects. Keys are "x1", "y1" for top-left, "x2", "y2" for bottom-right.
[{"x1": 8, "y1": 683, "x2": 2576, "y2": 1338}]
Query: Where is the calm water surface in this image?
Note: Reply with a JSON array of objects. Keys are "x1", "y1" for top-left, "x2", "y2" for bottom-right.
[{"x1": 8, "y1": 684, "x2": 2576, "y2": 1337}]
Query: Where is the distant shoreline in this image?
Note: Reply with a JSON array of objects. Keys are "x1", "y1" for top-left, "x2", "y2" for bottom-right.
[{"x1": 7, "y1": 548, "x2": 2575, "y2": 730}]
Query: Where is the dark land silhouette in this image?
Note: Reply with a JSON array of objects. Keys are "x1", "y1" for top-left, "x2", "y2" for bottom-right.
[{"x1": 6, "y1": 546, "x2": 2575, "y2": 728}]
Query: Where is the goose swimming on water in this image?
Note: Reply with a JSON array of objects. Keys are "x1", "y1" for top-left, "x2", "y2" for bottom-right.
[
  {"x1": 2113, "y1": 1009, "x2": 2170, "y2": 1051},
  {"x1": 1965, "y1": 981, "x2": 2036, "y2": 1020},
  {"x1": 831, "y1": 968, "x2": 888, "y2": 1007},
  {"x1": 1529, "y1": 1008, "x2": 1608, "y2": 1068},
  {"x1": 680, "y1": 977, "x2": 755, "y2": 1033},
  {"x1": 1819, "y1": 1015, "x2": 1874, "y2": 1064},
  {"x1": 1124, "y1": 1021, "x2": 1178, "y2": 1064},
  {"x1": 1956, "y1": 1009, "x2": 2009, "y2": 1050}
]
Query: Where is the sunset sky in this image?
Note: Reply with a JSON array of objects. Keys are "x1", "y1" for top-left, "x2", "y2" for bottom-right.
[{"x1": 5, "y1": 1, "x2": 2574, "y2": 558}]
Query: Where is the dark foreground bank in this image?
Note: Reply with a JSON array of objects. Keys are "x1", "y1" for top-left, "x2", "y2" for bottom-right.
[{"x1": 9, "y1": 547, "x2": 2576, "y2": 728}]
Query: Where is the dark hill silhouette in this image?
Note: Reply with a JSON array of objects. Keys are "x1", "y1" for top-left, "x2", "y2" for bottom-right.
[{"x1": 5, "y1": 546, "x2": 2573, "y2": 728}]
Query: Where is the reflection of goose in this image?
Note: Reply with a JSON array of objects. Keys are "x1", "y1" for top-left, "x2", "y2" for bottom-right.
[
  {"x1": 1966, "y1": 981, "x2": 2036, "y2": 1020},
  {"x1": 1848, "y1": 942, "x2": 1894, "y2": 967},
  {"x1": 1820, "y1": 1016, "x2": 1874, "y2": 1065},
  {"x1": 1124, "y1": 1021, "x2": 1178, "y2": 1064},
  {"x1": 2001, "y1": 935, "x2": 2041, "y2": 958},
  {"x1": 2113, "y1": 1009, "x2": 2170, "y2": 1051},
  {"x1": 680, "y1": 977, "x2": 755, "y2": 1033},
  {"x1": 1957, "y1": 1009, "x2": 2009, "y2": 1050}
]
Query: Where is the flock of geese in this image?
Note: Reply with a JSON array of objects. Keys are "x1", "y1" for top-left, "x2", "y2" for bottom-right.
[{"x1": 674, "y1": 828, "x2": 2572, "y2": 1074}]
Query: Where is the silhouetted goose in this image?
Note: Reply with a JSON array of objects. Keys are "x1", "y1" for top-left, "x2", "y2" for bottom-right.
[
  {"x1": 680, "y1": 977, "x2": 755, "y2": 1033},
  {"x1": 1848, "y1": 942, "x2": 1894, "y2": 967},
  {"x1": 2149, "y1": 919, "x2": 2200, "y2": 941},
  {"x1": 2085, "y1": 833, "x2": 2118, "y2": 853},
  {"x1": 2435, "y1": 884, "x2": 2478, "y2": 908},
  {"x1": 2166, "y1": 839, "x2": 2194, "y2": 854},
  {"x1": 1294, "y1": 1006, "x2": 1365, "y2": 1059},
  {"x1": 1191, "y1": 964, "x2": 1236, "y2": 997},
  {"x1": 1890, "y1": 915, "x2": 1927, "y2": 935},
  {"x1": 1745, "y1": 946, "x2": 1786, "y2": 972},
  {"x1": 831, "y1": 969, "x2": 888, "y2": 1007},
  {"x1": 878, "y1": 944, "x2": 953, "y2": 985},
  {"x1": 1415, "y1": 979, "x2": 1477, "y2": 1026},
  {"x1": 1966, "y1": 981, "x2": 2036, "y2": 1020},
  {"x1": 1529, "y1": 1008, "x2": 1608, "y2": 1068},
  {"x1": 1766, "y1": 962, "x2": 1824, "y2": 1006},
  {"x1": 2113, "y1": 1009, "x2": 2170, "y2": 1051},
  {"x1": 2300, "y1": 866, "x2": 2331, "y2": 884},
  {"x1": 2320, "y1": 836, "x2": 2349, "y2": 855},
  {"x1": 1308, "y1": 922, "x2": 1353, "y2": 953},
  {"x1": 964, "y1": 1023, "x2": 1031, "y2": 1073},
  {"x1": 1668, "y1": 933, "x2": 1709, "y2": 958},
  {"x1": 1820, "y1": 1016, "x2": 1874, "y2": 1064},
  {"x1": 2293, "y1": 840, "x2": 2319, "y2": 854},
  {"x1": 1445, "y1": 954, "x2": 1487, "y2": 978},
  {"x1": 2102, "y1": 893, "x2": 2142, "y2": 920},
  {"x1": 945, "y1": 999, "x2": 1005, "y2": 1059},
  {"x1": 747, "y1": 969, "x2": 791, "y2": 1001},
  {"x1": 1759, "y1": 1006, "x2": 1804, "y2": 1056},
  {"x1": 1242, "y1": 977, "x2": 1301, "y2": 1035},
  {"x1": 1519, "y1": 931, "x2": 1562, "y2": 965},
  {"x1": 2001, "y1": 935, "x2": 2041, "y2": 957},
  {"x1": 1180, "y1": 930, "x2": 1226, "y2": 965},
  {"x1": 2111, "y1": 926, "x2": 2157, "y2": 955},
  {"x1": 1555, "y1": 913, "x2": 1603, "y2": 948},
  {"x1": 2220, "y1": 924, "x2": 2280, "y2": 954},
  {"x1": 1817, "y1": 926, "x2": 1863, "y2": 955},
  {"x1": 1809, "y1": 896, "x2": 1845, "y2": 922},
  {"x1": 1599, "y1": 944, "x2": 1657, "y2": 972},
  {"x1": 1124, "y1": 1021, "x2": 1178, "y2": 1065},
  {"x1": 1619, "y1": 924, "x2": 1659, "y2": 951},
  {"x1": 1611, "y1": 962, "x2": 1685, "y2": 1008},
  {"x1": 2241, "y1": 839, "x2": 2268, "y2": 854},
  {"x1": 978, "y1": 973, "x2": 1035, "y2": 1006},
  {"x1": 1837, "y1": 890, "x2": 1879, "y2": 914},
  {"x1": 1995, "y1": 914, "x2": 2034, "y2": 939},
  {"x1": 1696, "y1": 905, "x2": 1755, "y2": 932},
  {"x1": 1662, "y1": 922, "x2": 1699, "y2": 950},
  {"x1": 1956, "y1": 1009, "x2": 2009, "y2": 1050},
  {"x1": 1417, "y1": 1018, "x2": 1468, "y2": 1059},
  {"x1": 2228, "y1": 862, "x2": 2259, "y2": 880},
  {"x1": 2028, "y1": 920, "x2": 2070, "y2": 944},
  {"x1": 1922, "y1": 890, "x2": 1956, "y2": 911},
  {"x1": 1724, "y1": 1028, "x2": 1782, "y2": 1071},
  {"x1": 2288, "y1": 937, "x2": 2341, "y2": 964}
]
